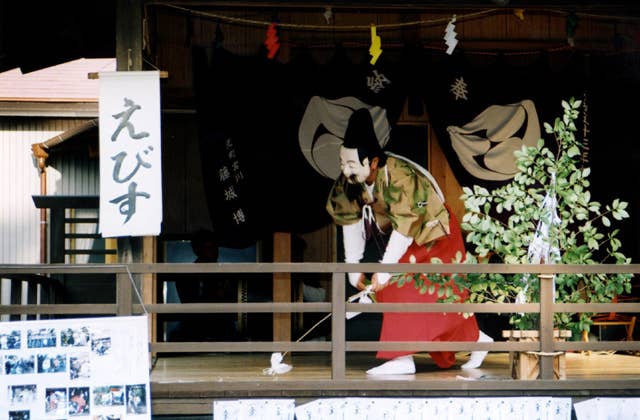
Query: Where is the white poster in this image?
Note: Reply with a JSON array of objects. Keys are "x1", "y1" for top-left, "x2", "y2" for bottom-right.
[
  {"x1": 0, "y1": 316, "x2": 151, "y2": 419},
  {"x1": 294, "y1": 397, "x2": 573, "y2": 420},
  {"x1": 213, "y1": 399, "x2": 295, "y2": 420},
  {"x1": 99, "y1": 71, "x2": 162, "y2": 238}
]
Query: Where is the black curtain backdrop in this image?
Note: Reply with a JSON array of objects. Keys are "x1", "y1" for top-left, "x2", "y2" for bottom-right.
[
  {"x1": 192, "y1": 44, "x2": 639, "y2": 259},
  {"x1": 420, "y1": 49, "x2": 588, "y2": 190}
]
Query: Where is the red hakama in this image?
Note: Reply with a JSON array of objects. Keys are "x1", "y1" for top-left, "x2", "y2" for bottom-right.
[{"x1": 376, "y1": 210, "x2": 480, "y2": 368}]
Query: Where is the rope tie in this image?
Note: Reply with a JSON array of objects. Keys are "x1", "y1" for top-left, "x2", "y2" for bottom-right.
[
  {"x1": 362, "y1": 203, "x2": 388, "y2": 255},
  {"x1": 362, "y1": 204, "x2": 383, "y2": 240}
]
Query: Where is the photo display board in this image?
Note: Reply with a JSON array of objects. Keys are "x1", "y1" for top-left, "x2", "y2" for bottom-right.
[{"x1": 0, "y1": 316, "x2": 151, "y2": 420}]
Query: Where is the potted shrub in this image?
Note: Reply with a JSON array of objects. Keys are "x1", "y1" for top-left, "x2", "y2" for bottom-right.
[{"x1": 393, "y1": 97, "x2": 633, "y2": 377}]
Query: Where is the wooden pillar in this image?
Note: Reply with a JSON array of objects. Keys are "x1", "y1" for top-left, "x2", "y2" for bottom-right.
[
  {"x1": 273, "y1": 232, "x2": 291, "y2": 342},
  {"x1": 428, "y1": 125, "x2": 465, "y2": 222},
  {"x1": 49, "y1": 208, "x2": 65, "y2": 264},
  {"x1": 116, "y1": 0, "x2": 143, "y2": 72},
  {"x1": 143, "y1": 236, "x2": 157, "y2": 347},
  {"x1": 116, "y1": 0, "x2": 154, "y2": 340}
]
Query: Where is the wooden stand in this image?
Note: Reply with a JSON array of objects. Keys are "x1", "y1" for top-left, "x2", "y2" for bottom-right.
[{"x1": 502, "y1": 330, "x2": 572, "y2": 380}]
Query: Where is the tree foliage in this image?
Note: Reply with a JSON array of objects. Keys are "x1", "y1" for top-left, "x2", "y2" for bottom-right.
[{"x1": 393, "y1": 98, "x2": 632, "y2": 334}]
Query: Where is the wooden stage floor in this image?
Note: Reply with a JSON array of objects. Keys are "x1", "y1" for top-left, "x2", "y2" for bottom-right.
[{"x1": 149, "y1": 351, "x2": 640, "y2": 415}]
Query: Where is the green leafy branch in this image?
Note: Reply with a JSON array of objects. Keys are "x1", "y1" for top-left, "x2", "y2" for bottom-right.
[{"x1": 393, "y1": 98, "x2": 633, "y2": 334}]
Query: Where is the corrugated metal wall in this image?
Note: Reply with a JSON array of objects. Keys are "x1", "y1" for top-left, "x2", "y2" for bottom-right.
[
  {"x1": 47, "y1": 137, "x2": 99, "y2": 196},
  {"x1": 0, "y1": 117, "x2": 44, "y2": 264},
  {"x1": 0, "y1": 117, "x2": 98, "y2": 263}
]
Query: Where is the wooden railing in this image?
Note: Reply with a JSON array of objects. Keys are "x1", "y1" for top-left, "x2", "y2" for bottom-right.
[
  {"x1": 0, "y1": 273, "x2": 63, "y2": 321},
  {"x1": 1, "y1": 263, "x2": 640, "y2": 384}
]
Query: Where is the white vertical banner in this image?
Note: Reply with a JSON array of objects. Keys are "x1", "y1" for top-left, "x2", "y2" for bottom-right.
[{"x1": 99, "y1": 71, "x2": 162, "y2": 237}]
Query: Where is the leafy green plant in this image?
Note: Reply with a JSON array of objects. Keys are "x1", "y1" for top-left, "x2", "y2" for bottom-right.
[{"x1": 394, "y1": 98, "x2": 632, "y2": 335}]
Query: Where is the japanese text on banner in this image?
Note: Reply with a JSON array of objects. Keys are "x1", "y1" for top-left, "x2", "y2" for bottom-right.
[{"x1": 98, "y1": 71, "x2": 162, "y2": 237}]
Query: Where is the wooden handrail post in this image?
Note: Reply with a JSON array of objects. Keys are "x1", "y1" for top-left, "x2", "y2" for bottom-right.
[
  {"x1": 143, "y1": 236, "x2": 157, "y2": 356},
  {"x1": 116, "y1": 271, "x2": 133, "y2": 316},
  {"x1": 116, "y1": 237, "x2": 134, "y2": 316},
  {"x1": 331, "y1": 271, "x2": 346, "y2": 380},
  {"x1": 539, "y1": 273, "x2": 555, "y2": 379},
  {"x1": 273, "y1": 232, "x2": 292, "y2": 343}
]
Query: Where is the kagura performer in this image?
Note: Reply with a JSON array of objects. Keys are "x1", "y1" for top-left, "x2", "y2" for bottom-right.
[{"x1": 327, "y1": 108, "x2": 492, "y2": 375}]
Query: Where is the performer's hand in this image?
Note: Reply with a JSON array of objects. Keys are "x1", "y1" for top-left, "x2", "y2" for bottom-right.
[
  {"x1": 354, "y1": 273, "x2": 368, "y2": 291},
  {"x1": 370, "y1": 273, "x2": 390, "y2": 292},
  {"x1": 348, "y1": 272, "x2": 368, "y2": 290}
]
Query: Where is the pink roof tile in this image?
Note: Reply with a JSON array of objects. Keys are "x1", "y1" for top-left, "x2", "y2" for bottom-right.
[
  {"x1": 0, "y1": 58, "x2": 116, "y2": 102},
  {"x1": 0, "y1": 68, "x2": 23, "y2": 78}
]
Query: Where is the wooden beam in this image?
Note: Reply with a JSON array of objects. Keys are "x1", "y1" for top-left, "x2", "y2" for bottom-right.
[{"x1": 88, "y1": 71, "x2": 169, "y2": 79}]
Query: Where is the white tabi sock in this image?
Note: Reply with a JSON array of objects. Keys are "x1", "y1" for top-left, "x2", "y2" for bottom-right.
[
  {"x1": 461, "y1": 330, "x2": 493, "y2": 369},
  {"x1": 366, "y1": 355, "x2": 415, "y2": 375}
]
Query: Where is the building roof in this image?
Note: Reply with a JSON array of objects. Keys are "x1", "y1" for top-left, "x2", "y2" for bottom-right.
[{"x1": 0, "y1": 58, "x2": 115, "y2": 102}]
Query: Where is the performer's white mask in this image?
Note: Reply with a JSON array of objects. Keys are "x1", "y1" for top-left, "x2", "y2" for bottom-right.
[{"x1": 339, "y1": 146, "x2": 370, "y2": 184}]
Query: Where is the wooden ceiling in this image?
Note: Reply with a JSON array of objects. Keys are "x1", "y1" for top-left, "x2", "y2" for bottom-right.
[{"x1": 158, "y1": 1, "x2": 640, "y2": 14}]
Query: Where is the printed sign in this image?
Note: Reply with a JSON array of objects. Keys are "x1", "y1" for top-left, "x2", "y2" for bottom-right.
[{"x1": 0, "y1": 316, "x2": 151, "y2": 419}]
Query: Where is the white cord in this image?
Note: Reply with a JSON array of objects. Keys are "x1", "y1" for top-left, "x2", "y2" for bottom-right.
[{"x1": 123, "y1": 265, "x2": 148, "y2": 315}]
